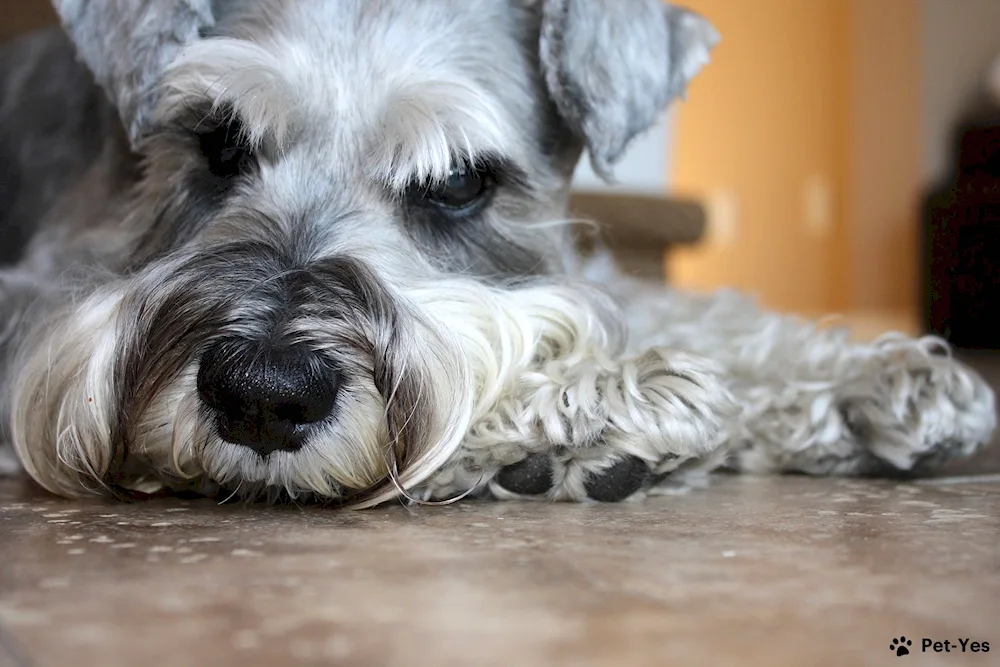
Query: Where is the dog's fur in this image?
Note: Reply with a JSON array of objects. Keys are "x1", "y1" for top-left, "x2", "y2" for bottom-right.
[{"x1": 0, "y1": 0, "x2": 995, "y2": 508}]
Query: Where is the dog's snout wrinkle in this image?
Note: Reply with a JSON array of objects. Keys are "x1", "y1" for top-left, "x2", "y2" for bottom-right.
[{"x1": 197, "y1": 340, "x2": 340, "y2": 455}]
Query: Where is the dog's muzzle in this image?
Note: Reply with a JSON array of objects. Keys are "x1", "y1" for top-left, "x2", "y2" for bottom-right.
[{"x1": 196, "y1": 339, "x2": 341, "y2": 455}]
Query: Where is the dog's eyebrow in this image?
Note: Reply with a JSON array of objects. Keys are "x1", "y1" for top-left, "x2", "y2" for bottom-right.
[
  {"x1": 160, "y1": 41, "x2": 527, "y2": 191},
  {"x1": 366, "y1": 81, "x2": 522, "y2": 192},
  {"x1": 158, "y1": 38, "x2": 300, "y2": 149}
]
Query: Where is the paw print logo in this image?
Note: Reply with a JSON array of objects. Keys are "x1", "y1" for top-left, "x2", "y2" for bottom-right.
[{"x1": 890, "y1": 636, "x2": 913, "y2": 656}]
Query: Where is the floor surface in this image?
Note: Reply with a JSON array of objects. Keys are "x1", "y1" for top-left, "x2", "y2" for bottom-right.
[
  {"x1": 1, "y1": 471, "x2": 998, "y2": 667},
  {"x1": 1, "y1": 350, "x2": 999, "y2": 667}
]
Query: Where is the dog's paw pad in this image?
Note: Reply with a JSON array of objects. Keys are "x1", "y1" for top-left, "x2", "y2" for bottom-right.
[
  {"x1": 495, "y1": 453, "x2": 554, "y2": 496},
  {"x1": 583, "y1": 455, "x2": 650, "y2": 502}
]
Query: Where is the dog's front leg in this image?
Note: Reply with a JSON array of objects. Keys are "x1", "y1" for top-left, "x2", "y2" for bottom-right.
[
  {"x1": 609, "y1": 279, "x2": 998, "y2": 478},
  {"x1": 491, "y1": 347, "x2": 739, "y2": 502},
  {"x1": 419, "y1": 282, "x2": 741, "y2": 503}
]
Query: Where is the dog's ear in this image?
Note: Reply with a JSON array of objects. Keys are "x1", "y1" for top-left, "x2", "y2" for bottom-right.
[
  {"x1": 52, "y1": 0, "x2": 215, "y2": 145},
  {"x1": 539, "y1": 0, "x2": 719, "y2": 180}
]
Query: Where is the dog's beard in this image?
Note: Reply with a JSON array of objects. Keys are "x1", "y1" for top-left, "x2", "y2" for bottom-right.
[{"x1": 7, "y1": 244, "x2": 485, "y2": 505}]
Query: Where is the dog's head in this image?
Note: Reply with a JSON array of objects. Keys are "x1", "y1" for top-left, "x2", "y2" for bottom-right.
[{"x1": 13, "y1": 0, "x2": 717, "y2": 503}]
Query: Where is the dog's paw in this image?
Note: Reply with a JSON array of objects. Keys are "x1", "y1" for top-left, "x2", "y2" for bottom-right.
[
  {"x1": 539, "y1": 348, "x2": 740, "y2": 462},
  {"x1": 490, "y1": 446, "x2": 716, "y2": 502},
  {"x1": 490, "y1": 450, "x2": 650, "y2": 502},
  {"x1": 840, "y1": 337, "x2": 997, "y2": 474},
  {"x1": 579, "y1": 455, "x2": 650, "y2": 502},
  {"x1": 460, "y1": 348, "x2": 740, "y2": 503},
  {"x1": 493, "y1": 452, "x2": 556, "y2": 496}
]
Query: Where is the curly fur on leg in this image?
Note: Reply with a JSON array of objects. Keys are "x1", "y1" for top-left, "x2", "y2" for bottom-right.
[
  {"x1": 607, "y1": 275, "x2": 996, "y2": 480},
  {"x1": 417, "y1": 260, "x2": 997, "y2": 504}
]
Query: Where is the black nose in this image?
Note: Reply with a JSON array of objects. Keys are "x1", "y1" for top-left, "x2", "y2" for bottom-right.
[{"x1": 196, "y1": 341, "x2": 340, "y2": 455}]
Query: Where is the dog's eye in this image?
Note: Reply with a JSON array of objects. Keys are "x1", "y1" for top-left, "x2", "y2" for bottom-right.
[
  {"x1": 424, "y1": 166, "x2": 493, "y2": 210},
  {"x1": 195, "y1": 117, "x2": 255, "y2": 180}
]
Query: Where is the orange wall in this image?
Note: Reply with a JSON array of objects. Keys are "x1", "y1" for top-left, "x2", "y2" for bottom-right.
[
  {"x1": 845, "y1": 0, "x2": 920, "y2": 314},
  {"x1": 667, "y1": 0, "x2": 920, "y2": 319}
]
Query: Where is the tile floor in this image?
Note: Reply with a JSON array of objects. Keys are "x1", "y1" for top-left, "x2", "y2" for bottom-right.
[
  {"x1": 2, "y1": 474, "x2": 998, "y2": 666},
  {"x1": 1, "y1": 354, "x2": 998, "y2": 667}
]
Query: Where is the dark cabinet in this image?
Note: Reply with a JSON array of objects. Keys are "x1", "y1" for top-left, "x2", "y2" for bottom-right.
[{"x1": 923, "y1": 112, "x2": 1000, "y2": 349}]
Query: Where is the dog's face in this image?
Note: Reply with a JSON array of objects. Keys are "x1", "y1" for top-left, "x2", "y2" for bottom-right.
[
  {"x1": 11, "y1": 0, "x2": 717, "y2": 504},
  {"x1": 117, "y1": 0, "x2": 579, "y2": 501}
]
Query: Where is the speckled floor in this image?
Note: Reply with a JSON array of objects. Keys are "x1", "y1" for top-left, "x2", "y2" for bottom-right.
[
  {"x1": 2, "y1": 350, "x2": 1000, "y2": 667},
  {"x1": 1, "y1": 471, "x2": 998, "y2": 667}
]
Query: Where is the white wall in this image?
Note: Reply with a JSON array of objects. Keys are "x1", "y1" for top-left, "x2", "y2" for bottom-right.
[
  {"x1": 920, "y1": 0, "x2": 1000, "y2": 187},
  {"x1": 571, "y1": 111, "x2": 675, "y2": 193}
]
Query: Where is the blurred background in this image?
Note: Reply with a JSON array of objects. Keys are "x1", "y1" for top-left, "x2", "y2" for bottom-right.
[
  {"x1": 585, "y1": 0, "x2": 1000, "y2": 346},
  {"x1": 4, "y1": 0, "x2": 1000, "y2": 344}
]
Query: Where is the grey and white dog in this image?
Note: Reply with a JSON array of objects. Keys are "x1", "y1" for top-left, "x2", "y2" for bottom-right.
[{"x1": 0, "y1": 0, "x2": 995, "y2": 507}]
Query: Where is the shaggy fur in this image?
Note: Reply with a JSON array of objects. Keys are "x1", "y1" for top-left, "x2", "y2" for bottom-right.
[{"x1": 0, "y1": 0, "x2": 995, "y2": 508}]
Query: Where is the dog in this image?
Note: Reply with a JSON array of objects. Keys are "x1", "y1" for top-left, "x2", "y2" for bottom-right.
[{"x1": 0, "y1": 0, "x2": 995, "y2": 508}]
